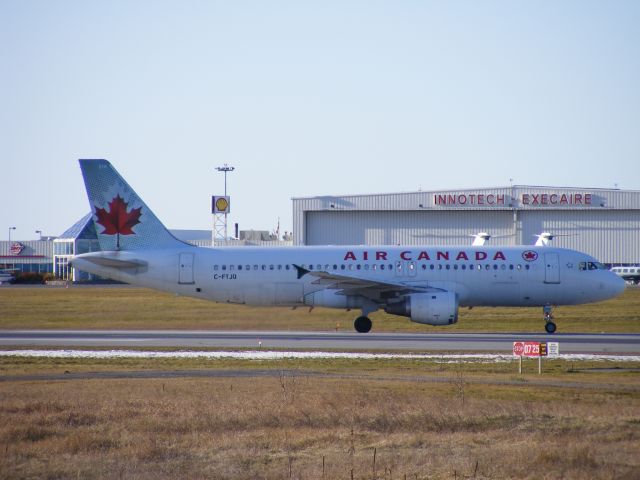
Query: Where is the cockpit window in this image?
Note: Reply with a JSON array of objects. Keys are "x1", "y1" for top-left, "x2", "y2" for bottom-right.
[{"x1": 580, "y1": 261, "x2": 606, "y2": 271}]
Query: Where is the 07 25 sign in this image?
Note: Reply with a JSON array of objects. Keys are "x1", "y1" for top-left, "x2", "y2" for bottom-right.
[{"x1": 513, "y1": 341, "x2": 547, "y2": 357}]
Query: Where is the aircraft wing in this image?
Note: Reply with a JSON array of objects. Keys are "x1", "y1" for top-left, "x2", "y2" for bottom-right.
[{"x1": 293, "y1": 265, "x2": 441, "y2": 302}]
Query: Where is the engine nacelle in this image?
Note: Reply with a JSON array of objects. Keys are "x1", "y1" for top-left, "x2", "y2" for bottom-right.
[
  {"x1": 384, "y1": 292, "x2": 458, "y2": 326},
  {"x1": 304, "y1": 290, "x2": 363, "y2": 309}
]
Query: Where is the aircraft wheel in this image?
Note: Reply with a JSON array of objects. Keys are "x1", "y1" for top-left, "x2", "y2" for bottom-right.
[
  {"x1": 545, "y1": 321, "x2": 557, "y2": 334},
  {"x1": 354, "y1": 316, "x2": 372, "y2": 333}
]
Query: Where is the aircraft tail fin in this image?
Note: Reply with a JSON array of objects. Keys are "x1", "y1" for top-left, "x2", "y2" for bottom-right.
[{"x1": 79, "y1": 159, "x2": 189, "y2": 251}]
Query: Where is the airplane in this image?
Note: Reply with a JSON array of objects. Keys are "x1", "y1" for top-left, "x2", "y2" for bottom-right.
[
  {"x1": 70, "y1": 160, "x2": 626, "y2": 334},
  {"x1": 610, "y1": 266, "x2": 640, "y2": 285}
]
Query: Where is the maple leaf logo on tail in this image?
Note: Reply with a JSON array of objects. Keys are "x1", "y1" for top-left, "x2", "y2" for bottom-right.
[{"x1": 95, "y1": 194, "x2": 142, "y2": 249}]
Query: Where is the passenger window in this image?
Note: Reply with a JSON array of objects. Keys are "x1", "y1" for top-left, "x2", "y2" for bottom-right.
[
  {"x1": 213, "y1": 265, "x2": 219, "y2": 271},
  {"x1": 579, "y1": 262, "x2": 587, "y2": 271},
  {"x1": 222, "y1": 265, "x2": 227, "y2": 271},
  {"x1": 285, "y1": 265, "x2": 290, "y2": 270},
  {"x1": 517, "y1": 265, "x2": 522, "y2": 270},
  {"x1": 364, "y1": 264, "x2": 369, "y2": 270},
  {"x1": 341, "y1": 265, "x2": 346, "y2": 270},
  {"x1": 278, "y1": 265, "x2": 282, "y2": 270},
  {"x1": 453, "y1": 265, "x2": 458, "y2": 270},
  {"x1": 525, "y1": 265, "x2": 530, "y2": 270},
  {"x1": 381, "y1": 265, "x2": 385, "y2": 270},
  {"x1": 446, "y1": 265, "x2": 450, "y2": 270},
  {"x1": 230, "y1": 265, "x2": 235, "y2": 271},
  {"x1": 333, "y1": 265, "x2": 338, "y2": 270},
  {"x1": 261, "y1": 265, "x2": 266, "y2": 270}
]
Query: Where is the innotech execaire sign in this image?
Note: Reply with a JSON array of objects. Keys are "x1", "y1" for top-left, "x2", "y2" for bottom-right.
[{"x1": 433, "y1": 192, "x2": 594, "y2": 207}]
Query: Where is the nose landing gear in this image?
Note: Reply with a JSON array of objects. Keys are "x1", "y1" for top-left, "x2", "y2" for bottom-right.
[{"x1": 544, "y1": 305, "x2": 556, "y2": 334}]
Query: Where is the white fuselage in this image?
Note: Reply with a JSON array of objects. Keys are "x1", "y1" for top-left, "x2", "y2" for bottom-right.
[{"x1": 72, "y1": 245, "x2": 624, "y2": 309}]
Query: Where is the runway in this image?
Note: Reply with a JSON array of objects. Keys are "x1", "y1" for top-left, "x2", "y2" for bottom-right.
[{"x1": 1, "y1": 330, "x2": 638, "y2": 354}]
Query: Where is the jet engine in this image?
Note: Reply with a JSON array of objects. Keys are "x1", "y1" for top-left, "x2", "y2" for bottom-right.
[{"x1": 384, "y1": 292, "x2": 458, "y2": 326}]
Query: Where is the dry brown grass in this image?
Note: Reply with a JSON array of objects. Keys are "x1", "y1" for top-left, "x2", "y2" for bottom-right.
[
  {"x1": 1, "y1": 285, "x2": 639, "y2": 332},
  {"x1": 1, "y1": 370, "x2": 639, "y2": 479}
]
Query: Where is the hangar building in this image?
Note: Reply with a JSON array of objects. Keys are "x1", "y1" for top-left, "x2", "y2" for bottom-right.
[{"x1": 293, "y1": 185, "x2": 640, "y2": 265}]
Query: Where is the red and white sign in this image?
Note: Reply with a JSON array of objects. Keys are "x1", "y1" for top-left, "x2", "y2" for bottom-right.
[
  {"x1": 10, "y1": 242, "x2": 24, "y2": 256},
  {"x1": 513, "y1": 341, "x2": 546, "y2": 357}
]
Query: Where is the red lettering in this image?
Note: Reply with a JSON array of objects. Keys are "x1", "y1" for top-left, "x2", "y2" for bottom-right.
[
  {"x1": 541, "y1": 194, "x2": 548, "y2": 205},
  {"x1": 574, "y1": 194, "x2": 583, "y2": 204},
  {"x1": 437, "y1": 251, "x2": 449, "y2": 261},
  {"x1": 456, "y1": 251, "x2": 469, "y2": 261},
  {"x1": 560, "y1": 194, "x2": 568, "y2": 204},
  {"x1": 468, "y1": 194, "x2": 476, "y2": 204},
  {"x1": 478, "y1": 194, "x2": 484, "y2": 205},
  {"x1": 458, "y1": 195, "x2": 467, "y2": 205},
  {"x1": 585, "y1": 193, "x2": 592, "y2": 205},
  {"x1": 344, "y1": 251, "x2": 356, "y2": 261},
  {"x1": 496, "y1": 194, "x2": 505, "y2": 205},
  {"x1": 376, "y1": 251, "x2": 387, "y2": 261},
  {"x1": 475, "y1": 251, "x2": 488, "y2": 261},
  {"x1": 417, "y1": 251, "x2": 431, "y2": 260},
  {"x1": 531, "y1": 194, "x2": 540, "y2": 205},
  {"x1": 448, "y1": 194, "x2": 456, "y2": 204},
  {"x1": 400, "y1": 251, "x2": 412, "y2": 261},
  {"x1": 493, "y1": 251, "x2": 506, "y2": 261},
  {"x1": 363, "y1": 251, "x2": 368, "y2": 261},
  {"x1": 522, "y1": 194, "x2": 530, "y2": 205},
  {"x1": 549, "y1": 194, "x2": 558, "y2": 204}
]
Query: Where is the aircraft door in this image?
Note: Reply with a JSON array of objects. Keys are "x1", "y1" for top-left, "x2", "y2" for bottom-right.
[
  {"x1": 396, "y1": 261, "x2": 417, "y2": 277},
  {"x1": 544, "y1": 253, "x2": 560, "y2": 284},
  {"x1": 179, "y1": 253, "x2": 195, "y2": 284},
  {"x1": 408, "y1": 261, "x2": 417, "y2": 277}
]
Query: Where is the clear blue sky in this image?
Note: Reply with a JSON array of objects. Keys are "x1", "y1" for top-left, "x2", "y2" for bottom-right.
[{"x1": 2, "y1": 0, "x2": 639, "y2": 239}]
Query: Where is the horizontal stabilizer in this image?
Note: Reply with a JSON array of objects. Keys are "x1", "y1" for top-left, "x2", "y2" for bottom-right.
[{"x1": 70, "y1": 252, "x2": 147, "y2": 270}]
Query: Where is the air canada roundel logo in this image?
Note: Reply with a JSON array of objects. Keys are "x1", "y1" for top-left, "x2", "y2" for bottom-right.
[{"x1": 522, "y1": 250, "x2": 538, "y2": 262}]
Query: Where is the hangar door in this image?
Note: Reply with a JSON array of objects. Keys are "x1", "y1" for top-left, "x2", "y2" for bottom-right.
[
  {"x1": 304, "y1": 210, "x2": 514, "y2": 246},
  {"x1": 179, "y1": 253, "x2": 194, "y2": 284}
]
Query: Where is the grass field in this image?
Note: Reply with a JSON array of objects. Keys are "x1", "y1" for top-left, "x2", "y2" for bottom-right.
[
  {"x1": 1, "y1": 285, "x2": 639, "y2": 332},
  {"x1": 1, "y1": 286, "x2": 639, "y2": 478},
  {"x1": 1, "y1": 356, "x2": 639, "y2": 479}
]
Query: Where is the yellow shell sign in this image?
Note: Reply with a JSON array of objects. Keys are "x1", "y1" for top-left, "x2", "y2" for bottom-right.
[{"x1": 212, "y1": 196, "x2": 231, "y2": 214}]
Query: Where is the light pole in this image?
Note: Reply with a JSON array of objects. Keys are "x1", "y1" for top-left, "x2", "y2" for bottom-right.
[
  {"x1": 216, "y1": 164, "x2": 235, "y2": 198},
  {"x1": 8, "y1": 226, "x2": 15, "y2": 243},
  {"x1": 215, "y1": 164, "x2": 235, "y2": 240}
]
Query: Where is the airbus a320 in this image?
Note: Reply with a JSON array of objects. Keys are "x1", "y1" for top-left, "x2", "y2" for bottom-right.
[{"x1": 70, "y1": 160, "x2": 625, "y2": 334}]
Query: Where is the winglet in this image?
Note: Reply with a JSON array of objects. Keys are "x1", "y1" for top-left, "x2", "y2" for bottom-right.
[{"x1": 293, "y1": 264, "x2": 310, "y2": 280}]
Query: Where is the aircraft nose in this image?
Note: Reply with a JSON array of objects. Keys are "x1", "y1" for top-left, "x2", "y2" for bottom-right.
[{"x1": 612, "y1": 274, "x2": 626, "y2": 297}]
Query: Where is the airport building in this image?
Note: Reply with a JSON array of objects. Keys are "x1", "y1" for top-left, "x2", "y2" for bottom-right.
[
  {"x1": 3, "y1": 185, "x2": 639, "y2": 280},
  {"x1": 292, "y1": 185, "x2": 640, "y2": 265}
]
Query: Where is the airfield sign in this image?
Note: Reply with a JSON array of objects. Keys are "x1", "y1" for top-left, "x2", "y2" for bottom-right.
[{"x1": 513, "y1": 341, "x2": 559, "y2": 374}]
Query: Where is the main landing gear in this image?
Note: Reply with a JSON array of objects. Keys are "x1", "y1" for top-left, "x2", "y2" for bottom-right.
[
  {"x1": 354, "y1": 316, "x2": 372, "y2": 333},
  {"x1": 543, "y1": 305, "x2": 557, "y2": 334}
]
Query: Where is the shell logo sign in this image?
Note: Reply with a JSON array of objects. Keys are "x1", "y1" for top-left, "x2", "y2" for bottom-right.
[{"x1": 212, "y1": 196, "x2": 231, "y2": 214}]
